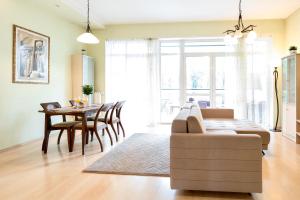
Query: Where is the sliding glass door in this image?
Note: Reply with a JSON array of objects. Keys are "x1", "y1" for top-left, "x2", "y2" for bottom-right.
[
  {"x1": 160, "y1": 51, "x2": 229, "y2": 122},
  {"x1": 185, "y1": 56, "x2": 211, "y2": 107}
]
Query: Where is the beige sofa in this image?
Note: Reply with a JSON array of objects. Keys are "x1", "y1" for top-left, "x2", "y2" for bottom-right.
[{"x1": 170, "y1": 105, "x2": 263, "y2": 193}]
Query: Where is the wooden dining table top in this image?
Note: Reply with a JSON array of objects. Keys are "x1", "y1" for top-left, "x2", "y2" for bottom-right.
[{"x1": 39, "y1": 104, "x2": 102, "y2": 115}]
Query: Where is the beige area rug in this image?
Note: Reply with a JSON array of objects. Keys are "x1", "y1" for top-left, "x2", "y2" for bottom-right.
[{"x1": 84, "y1": 133, "x2": 170, "y2": 177}]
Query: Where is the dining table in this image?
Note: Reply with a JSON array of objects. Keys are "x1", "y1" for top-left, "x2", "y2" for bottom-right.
[{"x1": 39, "y1": 104, "x2": 102, "y2": 155}]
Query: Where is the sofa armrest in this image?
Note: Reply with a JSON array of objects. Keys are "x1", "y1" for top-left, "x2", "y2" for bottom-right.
[
  {"x1": 201, "y1": 108, "x2": 234, "y2": 119},
  {"x1": 170, "y1": 133, "x2": 262, "y2": 193}
]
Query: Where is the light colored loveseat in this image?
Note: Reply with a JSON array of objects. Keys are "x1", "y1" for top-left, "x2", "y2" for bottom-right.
[{"x1": 170, "y1": 105, "x2": 263, "y2": 193}]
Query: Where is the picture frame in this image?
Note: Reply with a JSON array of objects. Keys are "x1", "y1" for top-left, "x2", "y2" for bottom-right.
[{"x1": 12, "y1": 25, "x2": 50, "y2": 84}]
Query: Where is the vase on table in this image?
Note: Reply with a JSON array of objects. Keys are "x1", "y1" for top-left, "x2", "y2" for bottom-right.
[{"x1": 82, "y1": 95, "x2": 91, "y2": 107}]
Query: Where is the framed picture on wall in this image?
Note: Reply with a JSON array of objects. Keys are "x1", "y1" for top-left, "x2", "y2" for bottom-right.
[{"x1": 12, "y1": 25, "x2": 50, "y2": 84}]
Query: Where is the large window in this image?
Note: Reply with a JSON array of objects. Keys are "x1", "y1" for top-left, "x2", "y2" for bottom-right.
[
  {"x1": 159, "y1": 38, "x2": 272, "y2": 127},
  {"x1": 105, "y1": 38, "x2": 272, "y2": 128}
]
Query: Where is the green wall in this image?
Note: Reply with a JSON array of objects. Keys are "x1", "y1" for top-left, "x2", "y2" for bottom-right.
[{"x1": 0, "y1": 0, "x2": 84, "y2": 150}]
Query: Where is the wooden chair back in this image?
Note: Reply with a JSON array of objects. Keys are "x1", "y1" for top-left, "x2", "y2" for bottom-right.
[
  {"x1": 40, "y1": 102, "x2": 61, "y2": 111},
  {"x1": 115, "y1": 101, "x2": 126, "y2": 119},
  {"x1": 40, "y1": 102, "x2": 65, "y2": 127},
  {"x1": 94, "y1": 103, "x2": 114, "y2": 124},
  {"x1": 110, "y1": 102, "x2": 118, "y2": 122}
]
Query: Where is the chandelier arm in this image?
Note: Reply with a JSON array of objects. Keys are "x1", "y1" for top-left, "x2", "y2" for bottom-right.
[
  {"x1": 224, "y1": 30, "x2": 236, "y2": 34},
  {"x1": 241, "y1": 25, "x2": 256, "y2": 33}
]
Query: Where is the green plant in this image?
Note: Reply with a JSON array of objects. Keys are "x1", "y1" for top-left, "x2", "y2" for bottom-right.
[
  {"x1": 289, "y1": 46, "x2": 297, "y2": 51},
  {"x1": 82, "y1": 85, "x2": 93, "y2": 95}
]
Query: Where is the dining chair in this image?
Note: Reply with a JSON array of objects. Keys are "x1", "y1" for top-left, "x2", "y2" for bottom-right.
[
  {"x1": 101, "y1": 101, "x2": 126, "y2": 140},
  {"x1": 113, "y1": 101, "x2": 126, "y2": 138},
  {"x1": 95, "y1": 102, "x2": 121, "y2": 142},
  {"x1": 40, "y1": 102, "x2": 80, "y2": 152},
  {"x1": 73, "y1": 103, "x2": 114, "y2": 153}
]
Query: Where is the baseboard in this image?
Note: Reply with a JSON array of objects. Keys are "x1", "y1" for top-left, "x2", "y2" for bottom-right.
[{"x1": 0, "y1": 136, "x2": 43, "y2": 153}]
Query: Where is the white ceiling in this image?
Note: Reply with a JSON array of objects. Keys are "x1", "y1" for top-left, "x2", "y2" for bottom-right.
[{"x1": 57, "y1": 0, "x2": 300, "y2": 28}]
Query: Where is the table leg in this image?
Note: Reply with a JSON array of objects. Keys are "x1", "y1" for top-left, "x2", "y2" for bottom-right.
[
  {"x1": 42, "y1": 114, "x2": 51, "y2": 154},
  {"x1": 81, "y1": 113, "x2": 87, "y2": 155},
  {"x1": 67, "y1": 128, "x2": 72, "y2": 152}
]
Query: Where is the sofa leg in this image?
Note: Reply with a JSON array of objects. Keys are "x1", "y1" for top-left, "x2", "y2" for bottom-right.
[{"x1": 262, "y1": 151, "x2": 265, "y2": 156}]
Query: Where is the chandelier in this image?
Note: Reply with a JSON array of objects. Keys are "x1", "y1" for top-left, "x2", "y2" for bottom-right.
[{"x1": 224, "y1": 0, "x2": 257, "y2": 44}]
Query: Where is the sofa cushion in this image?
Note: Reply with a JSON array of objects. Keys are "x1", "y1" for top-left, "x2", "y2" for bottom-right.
[
  {"x1": 187, "y1": 107, "x2": 206, "y2": 133},
  {"x1": 206, "y1": 130, "x2": 237, "y2": 135},
  {"x1": 171, "y1": 108, "x2": 190, "y2": 133},
  {"x1": 204, "y1": 119, "x2": 270, "y2": 144}
]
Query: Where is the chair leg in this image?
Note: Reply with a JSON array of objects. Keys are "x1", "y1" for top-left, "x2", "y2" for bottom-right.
[
  {"x1": 105, "y1": 127, "x2": 113, "y2": 146},
  {"x1": 117, "y1": 122, "x2": 120, "y2": 135},
  {"x1": 71, "y1": 129, "x2": 75, "y2": 151},
  {"x1": 94, "y1": 129, "x2": 103, "y2": 152},
  {"x1": 90, "y1": 130, "x2": 94, "y2": 142},
  {"x1": 57, "y1": 130, "x2": 64, "y2": 144},
  {"x1": 119, "y1": 121, "x2": 125, "y2": 137},
  {"x1": 81, "y1": 130, "x2": 86, "y2": 155},
  {"x1": 110, "y1": 124, "x2": 118, "y2": 142},
  {"x1": 86, "y1": 130, "x2": 89, "y2": 145}
]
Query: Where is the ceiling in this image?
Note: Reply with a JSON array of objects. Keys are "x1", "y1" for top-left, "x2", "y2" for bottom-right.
[{"x1": 41, "y1": 0, "x2": 300, "y2": 28}]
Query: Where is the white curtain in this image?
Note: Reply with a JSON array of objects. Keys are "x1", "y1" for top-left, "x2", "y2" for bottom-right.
[
  {"x1": 224, "y1": 37, "x2": 272, "y2": 127},
  {"x1": 105, "y1": 39, "x2": 160, "y2": 132}
]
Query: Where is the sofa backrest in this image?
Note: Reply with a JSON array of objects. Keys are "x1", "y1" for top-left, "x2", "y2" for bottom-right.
[
  {"x1": 187, "y1": 107, "x2": 206, "y2": 133},
  {"x1": 171, "y1": 105, "x2": 206, "y2": 134},
  {"x1": 201, "y1": 108, "x2": 234, "y2": 119},
  {"x1": 171, "y1": 108, "x2": 190, "y2": 133}
]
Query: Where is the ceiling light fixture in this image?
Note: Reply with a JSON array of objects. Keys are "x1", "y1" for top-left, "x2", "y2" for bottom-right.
[
  {"x1": 223, "y1": 0, "x2": 257, "y2": 44},
  {"x1": 77, "y1": 0, "x2": 99, "y2": 44}
]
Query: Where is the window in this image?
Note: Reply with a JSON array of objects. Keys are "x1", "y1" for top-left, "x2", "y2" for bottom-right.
[
  {"x1": 159, "y1": 38, "x2": 272, "y2": 127},
  {"x1": 159, "y1": 39, "x2": 229, "y2": 122}
]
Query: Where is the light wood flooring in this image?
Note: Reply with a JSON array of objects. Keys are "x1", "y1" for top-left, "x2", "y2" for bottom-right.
[{"x1": 0, "y1": 126, "x2": 300, "y2": 200}]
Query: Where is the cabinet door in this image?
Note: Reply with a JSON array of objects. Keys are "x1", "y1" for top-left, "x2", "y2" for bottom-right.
[
  {"x1": 285, "y1": 104, "x2": 297, "y2": 141},
  {"x1": 82, "y1": 56, "x2": 94, "y2": 86},
  {"x1": 282, "y1": 56, "x2": 296, "y2": 141},
  {"x1": 82, "y1": 56, "x2": 95, "y2": 104},
  {"x1": 282, "y1": 58, "x2": 288, "y2": 104},
  {"x1": 288, "y1": 57, "x2": 296, "y2": 104}
]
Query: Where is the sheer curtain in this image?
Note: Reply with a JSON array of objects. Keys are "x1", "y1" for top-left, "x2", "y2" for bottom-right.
[
  {"x1": 224, "y1": 37, "x2": 272, "y2": 127},
  {"x1": 105, "y1": 39, "x2": 160, "y2": 132}
]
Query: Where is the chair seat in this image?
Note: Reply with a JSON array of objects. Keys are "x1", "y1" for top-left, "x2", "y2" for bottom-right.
[
  {"x1": 98, "y1": 117, "x2": 120, "y2": 123},
  {"x1": 52, "y1": 121, "x2": 80, "y2": 128},
  {"x1": 75, "y1": 115, "x2": 95, "y2": 121},
  {"x1": 74, "y1": 121, "x2": 107, "y2": 129}
]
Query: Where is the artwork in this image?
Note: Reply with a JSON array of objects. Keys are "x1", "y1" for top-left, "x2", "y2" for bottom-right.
[{"x1": 13, "y1": 25, "x2": 50, "y2": 84}]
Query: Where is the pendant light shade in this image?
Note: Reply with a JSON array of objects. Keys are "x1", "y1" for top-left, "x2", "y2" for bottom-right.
[
  {"x1": 77, "y1": 32, "x2": 99, "y2": 44},
  {"x1": 77, "y1": 0, "x2": 99, "y2": 44}
]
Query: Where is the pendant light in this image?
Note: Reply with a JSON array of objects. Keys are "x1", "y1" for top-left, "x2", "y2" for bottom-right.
[
  {"x1": 77, "y1": 0, "x2": 99, "y2": 44},
  {"x1": 223, "y1": 0, "x2": 257, "y2": 44}
]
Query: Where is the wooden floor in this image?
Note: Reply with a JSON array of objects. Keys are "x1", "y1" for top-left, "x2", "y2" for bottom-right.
[{"x1": 0, "y1": 126, "x2": 300, "y2": 200}]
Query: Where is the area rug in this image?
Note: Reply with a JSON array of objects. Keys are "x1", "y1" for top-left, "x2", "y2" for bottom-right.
[{"x1": 84, "y1": 133, "x2": 170, "y2": 177}]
